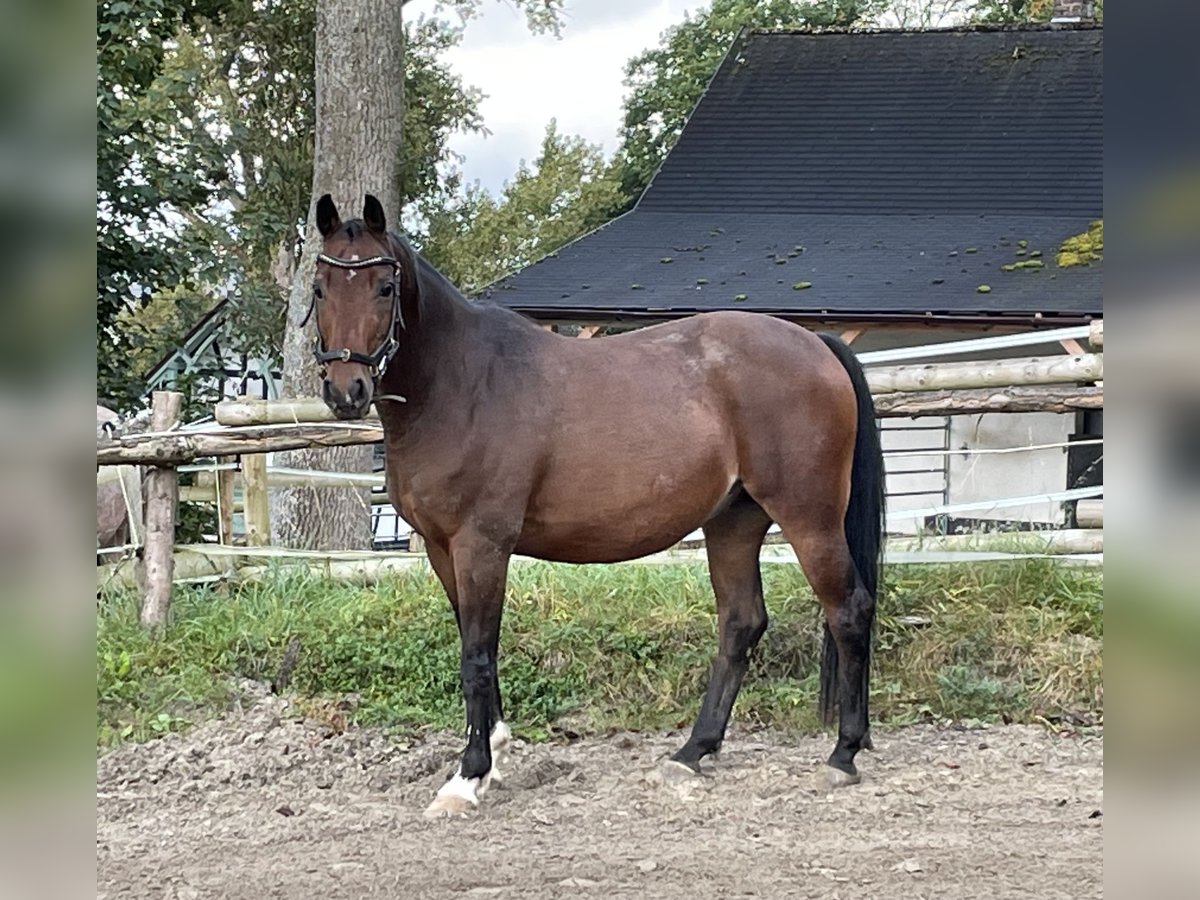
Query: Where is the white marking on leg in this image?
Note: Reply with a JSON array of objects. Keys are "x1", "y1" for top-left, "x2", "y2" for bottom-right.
[
  {"x1": 489, "y1": 720, "x2": 512, "y2": 784},
  {"x1": 425, "y1": 769, "x2": 483, "y2": 818},
  {"x1": 437, "y1": 771, "x2": 482, "y2": 804},
  {"x1": 490, "y1": 720, "x2": 511, "y2": 751},
  {"x1": 424, "y1": 723, "x2": 512, "y2": 816}
]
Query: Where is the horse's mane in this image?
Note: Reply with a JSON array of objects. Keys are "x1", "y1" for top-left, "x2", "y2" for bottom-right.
[
  {"x1": 402, "y1": 235, "x2": 545, "y2": 341},
  {"x1": 328, "y1": 218, "x2": 541, "y2": 344}
]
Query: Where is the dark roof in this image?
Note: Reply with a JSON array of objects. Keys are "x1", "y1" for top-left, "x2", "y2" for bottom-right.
[{"x1": 484, "y1": 25, "x2": 1102, "y2": 324}]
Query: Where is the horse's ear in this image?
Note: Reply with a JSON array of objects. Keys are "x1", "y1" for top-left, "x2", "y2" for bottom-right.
[
  {"x1": 316, "y1": 194, "x2": 340, "y2": 239},
  {"x1": 363, "y1": 194, "x2": 387, "y2": 236}
]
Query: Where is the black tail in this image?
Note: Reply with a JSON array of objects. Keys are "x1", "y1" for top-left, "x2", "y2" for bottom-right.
[{"x1": 816, "y1": 334, "x2": 885, "y2": 725}]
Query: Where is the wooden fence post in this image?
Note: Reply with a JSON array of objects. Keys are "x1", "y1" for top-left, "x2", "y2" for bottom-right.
[
  {"x1": 242, "y1": 453, "x2": 270, "y2": 546},
  {"x1": 139, "y1": 391, "x2": 182, "y2": 630},
  {"x1": 216, "y1": 458, "x2": 236, "y2": 544}
]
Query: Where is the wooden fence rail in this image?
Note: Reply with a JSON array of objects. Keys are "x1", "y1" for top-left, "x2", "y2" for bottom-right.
[
  {"x1": 102, "y1": 329, "x2": 1102, "y2": 630},
  {"x1": 97, "y1": 422, "x2": 384, "y2": 466},
  {"x1": 208, "y1": 350, "x2": 1103, "y2": 429},
  {"x1": 872, "y1": 384, "x2": 1102, "y2": 416},
  {"x1": 100, "y1": 385, "x2": 1103, "y2": 468},
  {"x1": 866, "y1": 353, "x2": 1101, "y2": 395}
]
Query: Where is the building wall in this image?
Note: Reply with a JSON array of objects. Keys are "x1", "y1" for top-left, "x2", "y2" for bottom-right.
[
  {"x1": 946, "y1": 412, "x2": 1069, "y2": 528},
  {"x1": 851, "y1": 325, "x2": 1077, "y2": 534}
]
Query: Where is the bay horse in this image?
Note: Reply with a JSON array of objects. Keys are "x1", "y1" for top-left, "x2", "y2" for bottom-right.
[{"x1": 308, "y1": 195, "x2": 884, "y2": 817}]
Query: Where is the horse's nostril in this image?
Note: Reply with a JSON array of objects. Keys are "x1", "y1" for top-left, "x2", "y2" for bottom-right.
[{"x1": 322, "y1": 377, "x2": 367, "y2": 411}]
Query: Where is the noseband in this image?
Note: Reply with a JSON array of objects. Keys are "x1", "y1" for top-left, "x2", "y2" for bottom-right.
[{"x1": 303, "y1": 252, "x2": 405, "y2": 378}]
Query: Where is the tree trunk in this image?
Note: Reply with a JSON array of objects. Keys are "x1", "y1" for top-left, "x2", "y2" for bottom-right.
[{"x1": 271, "y1": 0, "x2": 405, "y2": 550}]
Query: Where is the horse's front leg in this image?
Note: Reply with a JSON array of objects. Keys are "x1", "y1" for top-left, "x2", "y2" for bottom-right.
[{"x1": 425, "y1": 532, "x2": 513, "y2": 818}]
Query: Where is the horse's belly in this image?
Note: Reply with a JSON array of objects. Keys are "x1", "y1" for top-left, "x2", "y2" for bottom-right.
[{"x1": 516, "y1": 449, "x2": 735, "y2": 563}]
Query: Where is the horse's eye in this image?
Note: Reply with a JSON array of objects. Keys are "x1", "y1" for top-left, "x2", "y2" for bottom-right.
[
  {"x1": 313, "y1": 285, "x2": 324, "y2": 300},
  {"x1": 380, "y1": 282, "x2": 394, "y2": 298}
]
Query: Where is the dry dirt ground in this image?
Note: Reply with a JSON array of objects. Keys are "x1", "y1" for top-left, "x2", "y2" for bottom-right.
[{"x1": 97, "y1": 686, "x2": 1102, "y2": 899}]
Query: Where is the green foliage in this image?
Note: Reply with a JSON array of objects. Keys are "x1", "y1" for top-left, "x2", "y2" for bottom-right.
[
  {"x1": 934, "y1": 664, "x2": 1018, "y2": 719},
  {"x1": 877, "y1": 560, "x2": 1103, "y2": 723},
  {"x1": 440, "y1": 0, "x2": 566, "y2": 35},
  {"x1": 613, "y1": 1, "x2": 888, "y2": 206},
  {"x1": 97, "y1": 0, "x2": 236, "y2": 409},
  {"x1": 968, "y1": 0, "x2": 1103, "y2": 23},
  {"x1": 98, "y1": 0, "x2": 1102, "y2": 414},
  {"x1": 111, "y1": 286, "x2": 211, "y2": 381},
  {"x1": 421, "y1": 121, "x2": 624, "y2": 293},
  {"x1": 96, "y1": 0, "x2": 523, "y2": 412},
  {"x1": 878, "y1": 1, "x2": 1104, "y2": 26},
  {"x1": 97, "y1": 559, "x2": 1102, "y2": 748}
]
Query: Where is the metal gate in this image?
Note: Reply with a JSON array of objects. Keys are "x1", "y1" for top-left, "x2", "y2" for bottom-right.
[{"x1": 880, "y1": 417, "x2": 951, "y2": 535}]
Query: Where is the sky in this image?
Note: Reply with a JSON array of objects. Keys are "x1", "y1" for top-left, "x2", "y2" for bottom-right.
[{"x1": 406, "y1": 0, "x2": 702, "y2": 195}]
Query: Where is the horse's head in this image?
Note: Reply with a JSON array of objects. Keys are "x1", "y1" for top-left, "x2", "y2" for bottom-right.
[{"x1": 308, "y1": 193, "x2": 414, "y2": 419}]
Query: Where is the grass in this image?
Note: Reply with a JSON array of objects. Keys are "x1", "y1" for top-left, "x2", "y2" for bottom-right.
[{"x1": 96, "y1": 559, "x2": 1102, "y2": 750}]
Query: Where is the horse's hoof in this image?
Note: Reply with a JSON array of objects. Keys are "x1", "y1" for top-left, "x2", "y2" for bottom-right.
[
  {"x1": 862, "y1": 733, "x2": 875, "y2": 752},
  {"x1": 660, "y1": 758, "x2": 703, "y2": 782},
  {"x1": 423, "y1": 793, "x2": 477, "y2": 819},
  {"x1": 425, "y1": 772, "x2": 482, "y2": 818},
  {"x1": 823, "y1": 764, "x2": 862, "y2": 788}
]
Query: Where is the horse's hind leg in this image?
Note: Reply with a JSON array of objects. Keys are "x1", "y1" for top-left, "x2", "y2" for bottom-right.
[
  {"x1": 671, "y1": 495, "x2": 772, "y2": 771},
  {"x1": 781, "y1": 519, "x2": 875, "y2": 785}
]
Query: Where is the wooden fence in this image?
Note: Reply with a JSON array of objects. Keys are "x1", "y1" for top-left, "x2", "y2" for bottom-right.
[{"x1": 97, "y1": 321, "x2": 1103, "y2": 628}]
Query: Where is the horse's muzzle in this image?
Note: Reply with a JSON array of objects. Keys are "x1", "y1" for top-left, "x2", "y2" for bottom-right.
[{"x1": 323, "y1": 375, "x2": 372, "y2": 420}]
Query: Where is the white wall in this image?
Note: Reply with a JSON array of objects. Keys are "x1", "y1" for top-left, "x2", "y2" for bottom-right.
[
  {"x1": 855, "y1": 326, "x2": 1080, "y2": 533},
  {"x1": 946, "y1": 412, "x2": 1070, "y2": 527}
]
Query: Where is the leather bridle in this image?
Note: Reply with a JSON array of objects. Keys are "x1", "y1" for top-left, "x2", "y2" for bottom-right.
[{"x1": 302, "y1": 251, "x2": 405, "y2": 378}]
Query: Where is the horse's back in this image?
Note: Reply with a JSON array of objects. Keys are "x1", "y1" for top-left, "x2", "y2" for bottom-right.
[
  {"x1": 513, "y1": 311, "x2": 856, "y2": 562},
  {"x1": 557, "y1": 311, "x2": 855, "y2": 432},
  {"x1": 573, "y1": 311, "x2": 842, "y2": 378}
]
